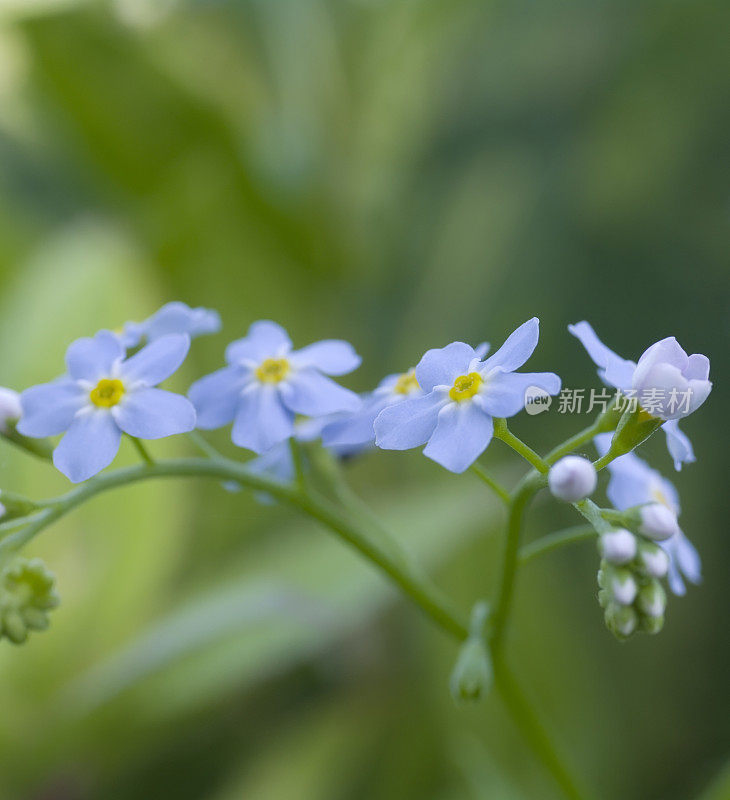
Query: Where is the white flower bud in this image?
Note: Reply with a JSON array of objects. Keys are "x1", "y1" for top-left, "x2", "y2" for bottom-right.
[
  {"x1": 548, "y1": 456, "x2": 597, "y2": 503},
  {"x1": 0, "y1": 502, "x2": 5, "y2": 520},
  {"x1": 637, "y1": 580, "x2": 667, "y2": 618},
  {"x1": 0, "y1": 388, "x2": 21, "y2": 434},
  {"x1": 609, "y1": 568, "x2": 638, "y2": 606},
  {"x1": 639, "y1": 503, "x2": 679, "y2": 541},
  {"x1": 599, "y1": 529, "x2": 637, "y2": 565},
  {"x1": 637, "y1": 542, "x2": 670, "y2": 578}
]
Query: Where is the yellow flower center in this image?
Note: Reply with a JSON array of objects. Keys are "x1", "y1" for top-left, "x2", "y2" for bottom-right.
[
  {"x1": 89, "y1": 378, "x2": 125, "y2": 408},
  {"x1": 650, "y1": 487, "x2": 670, "y2": 509},
  {"x1": 393, "y1": 369, "x2": 419, "y2": 395},
  {"x1": 449, "y1": 372, "x2": 483, "y2": 402},
  {"x1": 255, "y1": 357, "x2": 291, "y2": 384}
]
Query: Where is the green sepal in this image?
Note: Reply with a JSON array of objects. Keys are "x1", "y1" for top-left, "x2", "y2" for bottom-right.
[
  {"x1": 606, "y1": 407, "x2": 663, "y2": 460},
  {"x1": 0, "y1": 491, "x2": 40, "y2": 521}
]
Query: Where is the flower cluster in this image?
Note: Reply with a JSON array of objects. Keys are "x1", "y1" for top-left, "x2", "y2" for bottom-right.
[
  {"x1": 0, "y1": 302, "x2": 713, "y2": 648},
  {"x1": 0, "y1": 558, "x2": 60, "y2": 644}
]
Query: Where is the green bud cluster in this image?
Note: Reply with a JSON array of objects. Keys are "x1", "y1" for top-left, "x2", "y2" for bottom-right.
[
  {"x1": 597, "y1": 539, "x2": 668, "y2": 641},
  {"x1": 0, "y1": 558, "x2": 60, "y2": 644}
]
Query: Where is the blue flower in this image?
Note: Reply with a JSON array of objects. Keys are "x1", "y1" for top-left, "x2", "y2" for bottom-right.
[
  {"x1": 322, "y1": 342, "x2": 490, "y2": 451},
  {"x1": 595, "y1": 433, "x2": 701, "y2": 596},
  {"x1": 120, "y1": 302, "x2": 221, "y2": 349},
  {"x1": 18, "y1": 332, "x2": 196, "y2": 483},
  {"x1": 569, "y1": 321, "x2": 707, "y2": 470},
  {"x1": 374, "y1": 319, "x2": 560, "y2": 473},
  {"x1": 188, "y1": 320, "x2": 361, "y2": 454}
]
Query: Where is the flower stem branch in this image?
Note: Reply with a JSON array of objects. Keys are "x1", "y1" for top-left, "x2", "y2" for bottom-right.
[
  {"x1": 490, "y1": 471, "x2": 546, "y2": 652},
  {"x1": 470, "y1": 463, "x2": 510, "y2": 505},
  {"x1": 493, "y1": 419, "x2": 549, "y2": 473},
  {"x1": 129, "y1": 437, "x2": 155, "y2": 466},
  {"x1": 518, "y1": 525, "x2": 597, "y2": 565}
]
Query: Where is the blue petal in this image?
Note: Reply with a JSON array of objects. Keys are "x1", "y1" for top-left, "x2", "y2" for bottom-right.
[
  {"x1": 18, "y1": 380, "x2": 86, "y2": 437},
  {"x1": 225, "y1": 321, "x2": 292, "y2": 365},
  {"x1": 474, "y1": 341, "x2": 490, "y2": 359},
  {"x1": 139, "y1": 302, "x2": 221, "y2": 344},
  {"x1": 374, "y1": 392, "x2": 445, "y2": 450},
  {"x1": 662, "y1": 420, "x2": 695, "y2": 471},
  {"x1": 188, "y1": 366, "x2": 248, "y2": 429},
  {"x1": 415, "y1": 343, "x2": 476, "y2": 392},
  {"x1": 290, "y1": 340, "x2": 361, "y2": 376},
  {"x1": 246, "y1": 442, "x2": 295, "y2": 484},
  {"x1": 113, "y1": 388, "x2": 196, "y2": 439},
  {"x1": 479, "y1": 371, "x2": 561, "y2": 418},
  {"x1": 66, "y1": 331, "x2": 124, "y2": 381},
  {"x1": 662, "y1": 531, "x2": 701, "y2": 596},
  {"x1": 53, "y1": 410, "x2": 121, "y2": 482},
  {"x1": 279, "y1": 370, "x2": 361, "y2": 416},
  {"x1": 568, "y1": 321, "x2": 635, "y2": 389},
  {"x1": 423, "y1": 402, "x2": 493, "y2": 473},
  {"x1": 121, "y1": 334, "x2": 190, "y2": 386},
  {"x1": 232, "y1": 385, "x2": 294, "y2": 453},
  {"x1": 483, "y1": 318, "x2": 539, "y2": 373},
  {"x1": 321, "y1": 394, "x2": 390, "y2": 447}
]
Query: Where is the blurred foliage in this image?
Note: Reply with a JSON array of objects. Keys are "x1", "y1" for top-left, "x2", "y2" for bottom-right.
[{"x1": 0, "y1": 0, "x2": 728, "y2": 798}]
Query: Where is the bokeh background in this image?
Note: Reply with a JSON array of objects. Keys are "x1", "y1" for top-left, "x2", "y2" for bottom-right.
[{"x1": 0, "y1": 1, "x2": 728, "y2": 798}]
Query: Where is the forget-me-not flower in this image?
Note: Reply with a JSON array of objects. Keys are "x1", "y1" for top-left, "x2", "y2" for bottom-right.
[
  {"x1": 322, "y1": 343, "x2": 490, "y2": 451},
  {"x1": 120, "y1": 301, "x2": 221, "y2": 349},
  {"x1": 569, "y1": 321, "x2": 711, "y2": 470},
  {"x1": 374, "y1": 319, "x2": 561, "y2": 473},
  {"x1": 595, "y1": 433, "x2": 701, "y2": 596},
  {"x1": 18, "y1": 331, "x2": 196, "y2": 483},
  {"x1": 188, "y1": 320, "x2": 361, "y2": 454}
]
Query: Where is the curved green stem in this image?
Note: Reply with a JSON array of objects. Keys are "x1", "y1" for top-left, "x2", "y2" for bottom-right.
[
  {"x1": 493, "y1": 419, "x2": 548, "y2": 474},
  {"x1": 493, "y1": 654, "x2": 588, "y2": 800},
  {"x1": 470, "y1": 463, "x2": 510, "y2": 505},
  {"x1": 0, "y1": 457, "x2": 469, "y2": 641},
  {"x1": 518, "y1": 525, "x2": 596, "y2": 565}
]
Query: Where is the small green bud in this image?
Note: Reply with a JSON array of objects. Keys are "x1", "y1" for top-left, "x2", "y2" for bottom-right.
[
  {"x1": 605, "y1": 603, "x2": 638, "y2": 640},
  {"x1": 450, "y1": 637, "x2": 493, "y2": 703},
  {"x1": 637, "y1": 580, "x2": 666, "y2": 619},
  {"x1": 0, "y1": 558, "x2": 60, "y2": 645},
  {"x1": 640, "y1": 614, "x2": 665, "y2": 635},
  {"x1": 0, "y1": 491, "x2": 39, "y2": 521}
]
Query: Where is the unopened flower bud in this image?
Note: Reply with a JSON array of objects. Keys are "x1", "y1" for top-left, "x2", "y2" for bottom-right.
[
  {"x1": 450, "y1": 638, "x2": 493, "y2": 703},
  {"x1": 639, "y1": 504, "x2": 679, "y2": 541},
  {"x1": 0, "y1": 558, "x2": 60, "y2": 645},
  {"x1": 637, "y1": 580, "x2": 666, "y2": 618},
  {"x1": 599, "y1": 529, "x2": 637, "y2": 565},
  {"x1": 548, "y1": 456, "x2": 597, "y2": 503},
  {"x1": 640, "y1": 614, "x2": 665, "y2": 635},
  {"x1": 605, "y1": 603, "x2": 638, "y2": 639},
  {"x1": 607, "y1": 567, "x2": 638, "y2": 606},
  {"x1": 0, "y1": 388, "x2": 21, "y2": 434},
  {"x1": 637, "y1": 541, "x2": 670, "y2": 578},
  {"x1": 0, "y1": 502, "x2": 5, "y2": 520}
]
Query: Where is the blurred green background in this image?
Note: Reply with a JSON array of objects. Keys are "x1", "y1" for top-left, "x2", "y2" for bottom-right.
[{"x1": 0, "y1": 0, "x2": 728, "y2": 798}]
